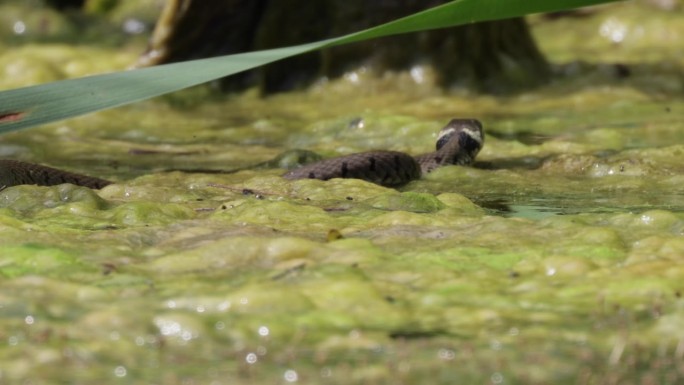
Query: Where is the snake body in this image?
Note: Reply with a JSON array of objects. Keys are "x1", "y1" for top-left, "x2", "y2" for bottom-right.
[
  {"x1": 283, "y1": 118, "x2": 484, "y2": 186},
  {"x1": 0, "y1": 160, "x2": 112, "y2": 190},
  {"x1": 0, "y1": 119, "x2": 483, "y2": 190}
]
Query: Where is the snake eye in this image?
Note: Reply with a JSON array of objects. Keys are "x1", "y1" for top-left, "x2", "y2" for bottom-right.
[
  {"x1": 435, "y1": 128, "x2": 456, "y2": 150},
  {"x1": 459, "y1": 132, "x2": 483, "y2": 155}
]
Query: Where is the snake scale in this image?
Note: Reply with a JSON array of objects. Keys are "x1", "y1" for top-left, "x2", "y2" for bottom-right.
[{"x1": 0, "y1": 119, "x2": 483, "y2": 190}]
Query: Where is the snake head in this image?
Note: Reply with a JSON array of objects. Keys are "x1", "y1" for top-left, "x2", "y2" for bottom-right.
[
  {"x1": 436, "y1": 119, "x2": 484, "y2": 150},
  {"x1": 436, "y1": 119, "x2": 484, "y2": 157},
  {"x1": 427, "y1": 119, "x2": 484, "y2": 168}
]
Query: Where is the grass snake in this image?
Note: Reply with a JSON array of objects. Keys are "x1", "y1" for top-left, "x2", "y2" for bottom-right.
[
  {"x1": 283, "y1": 118, "x2": 484, "y2": 186},
  {"x1": 0, "y1": 119, "x2": 483, "y2": 190}
]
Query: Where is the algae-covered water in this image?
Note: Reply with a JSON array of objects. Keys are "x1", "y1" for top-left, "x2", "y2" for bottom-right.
[{"x1": 1, "y1": 1, "x2": 683, "y2": 384}]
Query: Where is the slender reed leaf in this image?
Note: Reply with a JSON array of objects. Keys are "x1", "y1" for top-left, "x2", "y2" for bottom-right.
[{"x1": 0, "y1": 0, "x2": 619, "y2": 133}]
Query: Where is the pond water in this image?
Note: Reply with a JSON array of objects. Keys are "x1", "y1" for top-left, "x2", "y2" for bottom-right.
[{"x1": 0, "y1": 1, "x2": 683, "y2": 384}]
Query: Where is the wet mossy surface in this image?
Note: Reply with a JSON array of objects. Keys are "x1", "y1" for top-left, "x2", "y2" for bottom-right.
[{"x1": 1, "y1": 1, "x2": 684, "y2": 384}]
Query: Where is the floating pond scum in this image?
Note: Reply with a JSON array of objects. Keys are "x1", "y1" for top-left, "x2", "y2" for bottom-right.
[{"x1": 0, "y1": 0, "x2": 683, "y2": 384}]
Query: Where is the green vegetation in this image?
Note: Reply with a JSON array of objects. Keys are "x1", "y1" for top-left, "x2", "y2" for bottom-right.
[
  {"x1": 0, "y1": 0, "x2": 619, "y2": 133},
  {"x1": 1, "y1": 0, "x2": 683, "y2": 384}
]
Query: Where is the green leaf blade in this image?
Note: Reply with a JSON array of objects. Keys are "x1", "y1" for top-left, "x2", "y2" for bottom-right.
[{"x1": 0, "y1": 0, "x2": 620, "y2": 133}]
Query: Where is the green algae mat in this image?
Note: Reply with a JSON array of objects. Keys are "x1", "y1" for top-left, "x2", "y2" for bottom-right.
[{"x1": 1, "y1": 1, "x2": 684, "y2": 384}]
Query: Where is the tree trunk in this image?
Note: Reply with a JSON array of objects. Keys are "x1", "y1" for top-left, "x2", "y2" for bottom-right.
[{"x1": 138, "y1": 0, "x2": 550, "y2": 94}]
